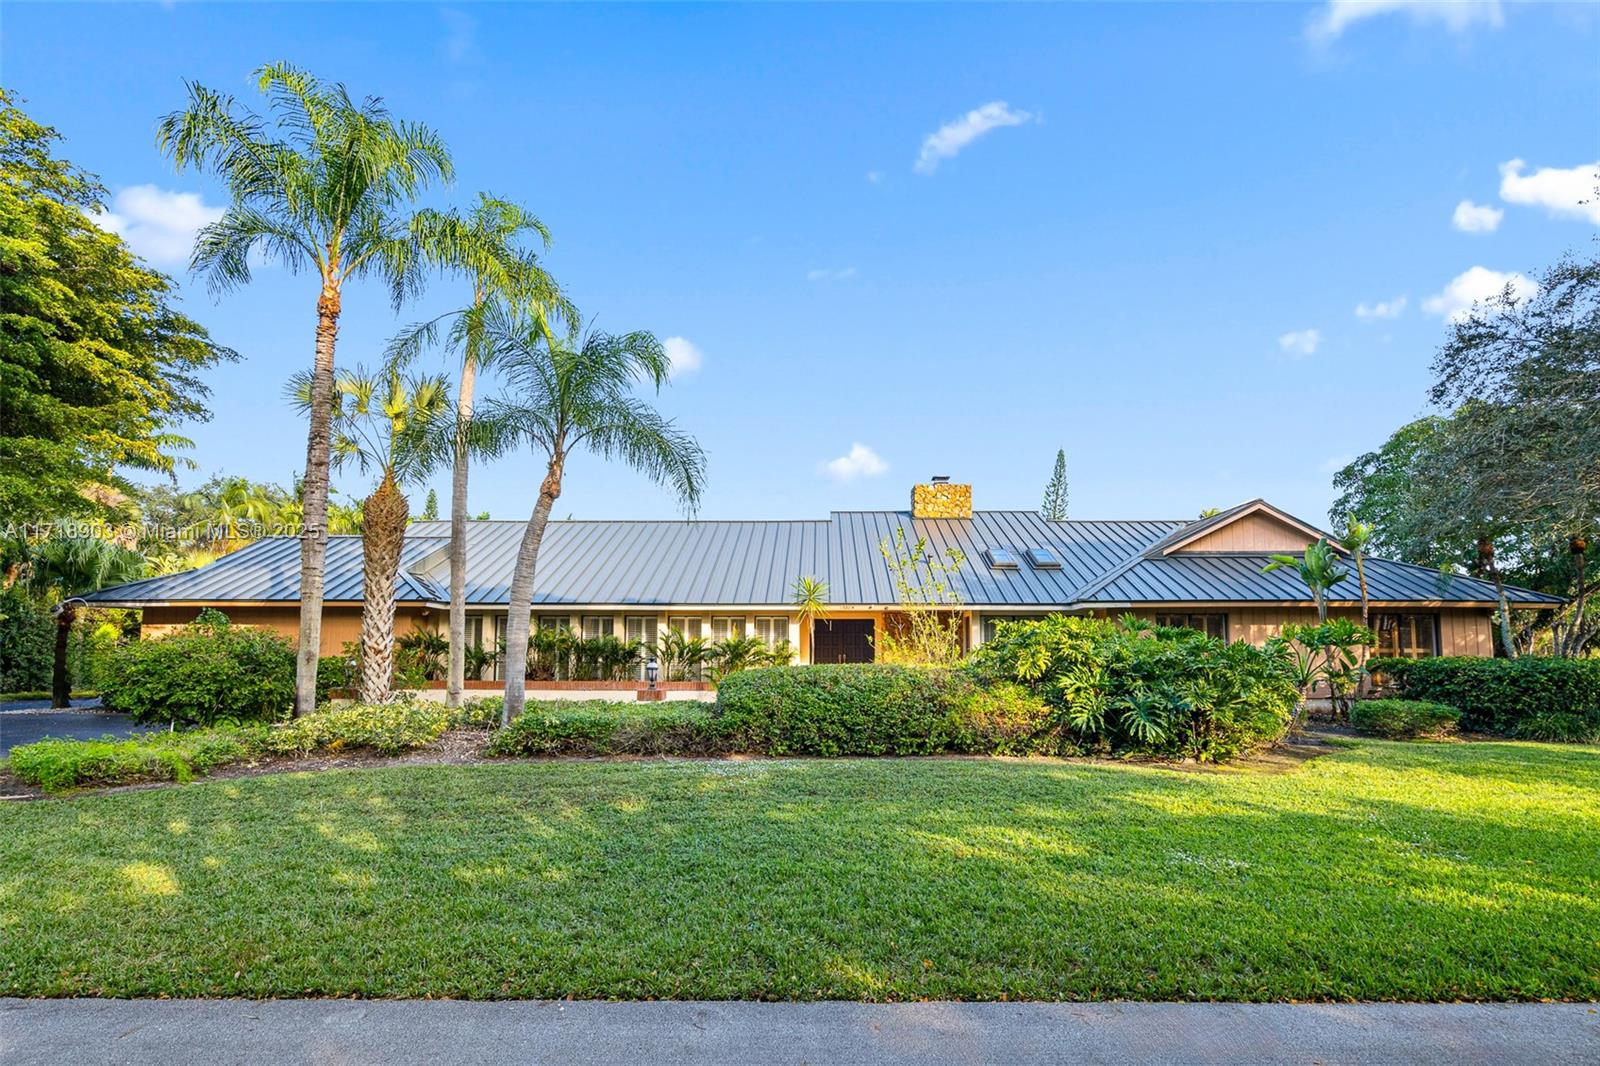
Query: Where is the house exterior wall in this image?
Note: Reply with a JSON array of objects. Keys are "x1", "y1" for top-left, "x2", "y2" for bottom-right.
[
  {"x1": 1175, "y1": 513, "x2": 1317, "y2": 553},
  {"x1": 1123, "y1": 605, "x2": 1493, "y2": 656},
  {"x1": 139, "y1": 604, "x2": 439, "y2": 656}
]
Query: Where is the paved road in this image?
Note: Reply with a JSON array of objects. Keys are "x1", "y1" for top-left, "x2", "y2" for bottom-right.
[
  {"x1": 0, "y1": 696, "x2": 102, "y2": 712},
  {"x1": 0, "y1": 709, "x2": 150, "y2": 756},
  {"x1": 2, "y1": 999, "x2": 1596, "y2": 1065}
]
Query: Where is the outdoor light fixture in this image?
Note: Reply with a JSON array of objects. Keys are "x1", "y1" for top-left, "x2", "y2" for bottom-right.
[{"x1": 646, "y1": 656, "x2": 659, "y2": 690}]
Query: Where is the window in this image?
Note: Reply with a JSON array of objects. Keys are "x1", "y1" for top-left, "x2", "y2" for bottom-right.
[
  {"x1": 666, "y1": 616, "x2": 702, "y2": 639},
  {"x1": 491, "y1": 615, "x2": 508, "y2": 680},
  {"x1": 1025, "y1": 547, "x2": 1062, "y2": 570},
  {"x1": 1375, "y1": 614, "x2": 1438, "y2": 659},
  {"x1": 1155, "y1": 613, "x2": 1228, "y2": 641},
  {"x1": 754, "y1": 616, "x2": 790, "y2": 648},
  {"x1": 984, "y1": 548, "x2": 1020, "y2": 570},
  {"x1": 582, "y1": 615, "x2": 615, "y2": 639},
  {"x1": 981, "y1": 614, "x2": 1047, "y2": 643},
  {"x1": 625, "y1": 616, "x2": 657, "y2": 680},
  {"x1": 537, "y1": 615, "x2": 571, "y2": 632},
  {"x1": 710, "y1": 616, "x2": 747, "y2": 642}
]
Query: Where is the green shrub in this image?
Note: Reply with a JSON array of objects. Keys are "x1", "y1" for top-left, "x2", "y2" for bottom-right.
[
  {"x1": 450, "y1": 697, "x2": 504, "y2": 731},
  {"x1": 969, "y1": 615, "x2": 1300, "y2": 761},
  {"x1": 1370, "y1": 656, "x2": 1600, "y2": 739},
  {"x1": 0, "y1": 583, "x2": 53, "y2": 692},
  {"x1": 946, "y1": 680, "x2": 1070, "y2": 756},
  {"x1": 262, "y1": 700, "x2": 449, "y2": 757},
  {"x1": 1511, "y1": 711, "x2": 1600, "y2": 744},
  {"x1": 99, "y1": 616, "x2": 295, "y2": 726},
  {"x1": 1350, "y1": 698, "x2": 1462, "y2": 740},
  {"x1": 715, "y1": 665, "x2": 968, "y2": 756},
  {"x1": 486, "y1": 701, "x2": 722, "y2": 757},
  {"x1": 316, "y1": 655, "x2": 355, "y2": 702},
  {"x1": 7, "y1": 726, "x2": 267, "y2": 793}
]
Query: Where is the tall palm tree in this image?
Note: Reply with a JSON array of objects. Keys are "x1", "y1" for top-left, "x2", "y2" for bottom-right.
[
  {"x1": 1263, "y1": 538, "x2": 1348, "y2": 624},
  {"x1": 291, "y1": 367, "x2": 451, "y2": 702},
  {"x1": 158, "y1": 62, "x2": 453, "y2": 716},
  {"x1": 792, "y1": 575, "x2": 830, "y2": 660},
  {"x1": 27, "y1": 535, "x2": 145, "y2": 707},
  {"x1": 481, "y1": 320, "x2": 707, "y2": 723},
  {"x1": 390, "y1": 194, "x2": 574, "y2": 709}
]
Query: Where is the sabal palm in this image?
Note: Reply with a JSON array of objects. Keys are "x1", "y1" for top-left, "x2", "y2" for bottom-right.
[
  {"x1": 390, "y1": 194, "x2": 574, "y2": 709},
  {"x1": 1263, "y1": 538, "x2": 1349, "y2": 623},
  {"x1": 27, "y1": 535, "x2": 145, "y2": 707},
  {"x1": 482, "y1": 321, "x2": 707, "y2": 722},
  {"x1": 158, "y1": 62, "x2": 453, "y2": 715},
  {"x1": 291, "y1": 367, "x2": 451, "y2": 701}
]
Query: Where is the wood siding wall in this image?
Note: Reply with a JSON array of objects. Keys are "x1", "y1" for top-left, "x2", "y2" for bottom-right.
[
  {"x1": 140, "y1": 605, "x2": 438, "y2": 656},
  {"x1": 1175, "y1": 513, "x2": 1316, "y2": 553}
]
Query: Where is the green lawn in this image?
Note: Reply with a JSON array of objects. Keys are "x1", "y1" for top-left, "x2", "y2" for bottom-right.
[{"x1": 2, "y1": 739, "x2": 1597, "y2": 1001}]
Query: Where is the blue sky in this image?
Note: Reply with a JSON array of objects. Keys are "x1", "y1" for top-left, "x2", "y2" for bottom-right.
[{"x1": 7, "y1": 1, "x2": 1598, "y2": 525}]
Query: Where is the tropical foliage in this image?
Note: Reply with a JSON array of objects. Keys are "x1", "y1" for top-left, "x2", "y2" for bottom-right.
[
  {"x1": 24, "y1": 534, "x2": 146, "y2": 706},
  {"x1": 875, "y1": 527, "x2": 967, "y2": 666},
  {"x1": 158, "y1": 61, "x2": 453, "y2": 714},
  {"x1": 99, "y1": 612, "x2": 295, "y2": 726}
]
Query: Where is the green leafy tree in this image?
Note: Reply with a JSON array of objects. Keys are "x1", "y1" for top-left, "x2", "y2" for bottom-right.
[
  {"x1": 389, "y1": 194, "x2": 573, "y2": 709},
  {"x1": 875, "y1": 527, "x2": 967, "y2": 665},
  {"x1": 0, "y1": 90, "x2": 234, "y2": 523},
  {"x1": 158, "y1": 62, "x2": 453, "y2": 715},
  {"x1": 1041, "y1": 449, "x2": 1068, "y2": 521},
  {"x1": 479, "y1": 319, "x2": 706, "y2": 722},
  {"x1": 25, "y1": 535, "x2": 145, "y2": 707}
]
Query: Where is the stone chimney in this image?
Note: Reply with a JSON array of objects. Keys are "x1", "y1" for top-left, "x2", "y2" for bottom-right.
[{"x1": 911, "y1": 476, "x2": 972, "y2": 519}]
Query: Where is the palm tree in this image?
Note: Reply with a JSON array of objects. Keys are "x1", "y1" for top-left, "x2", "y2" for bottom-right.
[
  {"x1": 291, "y1": 367, "x2": 451, "y2": 701},
  {"x1": 158, "y1": 62, "x2": 453, "y2": 716},
  {"x1": 27, "y1": 535, "x2": 145, "y2": 707},
  {"x1": 1263, "y1": 538, "x2": 1348, "y2": 624},
  {"x1": 1340, "y1": 518, "x2": 1374, "y2": 629},
  {"x1": 390, "y1": 194, "x2": 573, "y2": 710},
  {"x1": 481, "y1": 320, "x2": 706, "y2": 723},
  {"x1": 792, "y1": 575, "x2": 830, "y2": 660}
]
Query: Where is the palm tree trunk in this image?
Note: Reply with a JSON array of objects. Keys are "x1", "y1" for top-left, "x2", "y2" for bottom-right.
[
  {"x1": 1565, "y1": 538, "x2": 1587, "y2": 659},
  {"x1": 294, "y1": 284, "x2": 341, "y2": 715},
  {"x1": 1355, "y1": 554, "x2": 1370, "y2": 630},
  {"x1": 445, "y1": 352, "x2": 477, "y2": 708},
  {"x1": 359, "y1": 470, "x2": 409, "y2": 703},
  {"x1": 52, "y1": 603, "x2": 74, "y2": 708},
  {"x1": 501, "y1": 456, "x2": 563, "y2": 725}
]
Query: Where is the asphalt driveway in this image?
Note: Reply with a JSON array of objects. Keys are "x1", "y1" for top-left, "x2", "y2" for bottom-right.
[{"x1": 0, "y1": 705, "x2": 152, "y2": 756}]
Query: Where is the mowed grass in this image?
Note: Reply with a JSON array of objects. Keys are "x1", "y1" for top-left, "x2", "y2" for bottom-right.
[{"x1": 2, "y1": 740, "x2": 1597, "y2": 1001}]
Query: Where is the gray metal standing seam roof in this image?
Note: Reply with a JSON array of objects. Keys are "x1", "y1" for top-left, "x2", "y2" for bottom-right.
[{"x1": 84, "y1": 507, "x2": 1563, "y2": 609}]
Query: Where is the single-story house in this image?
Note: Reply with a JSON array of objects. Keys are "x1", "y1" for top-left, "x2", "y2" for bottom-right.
[{"x1": 86, "y1": 480, "x2": 1561, "y2": 677}]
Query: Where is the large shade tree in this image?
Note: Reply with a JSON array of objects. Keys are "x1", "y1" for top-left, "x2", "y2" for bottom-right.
[
  {"x1": 291, "y1": 367, "x2": 451, "y2": 702},
  {"x1": 1, "y1": 91, "x2": 233, "y2": 523},
  {"x1": 390, "y1": 194, "x2": 573, "y2": 709},
  {"x1": 157, "y1": 62, "x2": 453, "y2": 715},
  {"x1": 26, "y1": 535, "x2": 145, "y2": 707},
  {"x1": 480, "y1": 320, "x2": 706, "y2": 723}
]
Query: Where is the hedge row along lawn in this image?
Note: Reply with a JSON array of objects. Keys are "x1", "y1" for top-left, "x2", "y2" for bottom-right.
[{"x1": 1, "y1": 739, "x2": 1596, "y2": 1001}]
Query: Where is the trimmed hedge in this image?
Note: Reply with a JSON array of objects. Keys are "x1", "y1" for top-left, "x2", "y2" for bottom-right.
[
  {"x1": 715, "y1": 665, "x2": 978, "y2": 757},
  {"x1": 1370, "y1": 656, "x2": 1600, "y2": 740},
  {"x1": 487, "y1": 702, "x2": 722, "y2": 757},
  {"x1": 99, "y1": 618, "x2": 295, "y2": 726},
  {"x1": 1350, "y1": 699, "x2": 1461, "y2": 740},
  {"x1": 7, "y1": 727, "x2": 268, "y2": 792}
]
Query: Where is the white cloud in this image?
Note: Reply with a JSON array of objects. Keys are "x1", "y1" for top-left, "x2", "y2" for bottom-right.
[
  {"x1": 1451, "y1": 200, "x2": 1503, "y2": 234},
  {"x1": 820, "y1": 443, "x2": 889, "y2": 482},
  {"x1": 866, "y1": 170, "x2": 884, "y2": 184},
  {"x1": 1498, "y1": 159, "x2": 1600, "y2": 224},
  {"x1": 1354, "y1": 295, "x2": 1407, "y2": 320},
  {"x1": 94, "y1": 184, "x2": 223, "y2": 267},
  {"x1": 1422, "y1": 266, "x2": 1537, "y2": 323},
  {"x1": 805, "y1": 266, "x2": 857, "y2": 282},
  {"x1": 1307, "y1": 0, "x2": 1503, "y2": 41},
  {"x1": 914, "y1": 101, "x2": 1033, "y2": 175},
  {"x1": 1277, "y1": 329, "x2": 1322, "y2": 358},
  {"x1": 662, "y1": 336, "x2": 703, "y2": 378}
]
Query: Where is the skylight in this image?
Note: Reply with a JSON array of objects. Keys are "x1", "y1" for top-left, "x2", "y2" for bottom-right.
[
  {"x1": 985, "y1": 548, "x2": 1020, "y2": 570},
  {"x1": 1026, "y1": 547, "x2": 1062, "y2": 570}
]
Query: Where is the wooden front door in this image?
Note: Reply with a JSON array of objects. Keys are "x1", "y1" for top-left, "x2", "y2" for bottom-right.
[{"x1": 812, "y1": 619, "x2": 875, "y2": 664}]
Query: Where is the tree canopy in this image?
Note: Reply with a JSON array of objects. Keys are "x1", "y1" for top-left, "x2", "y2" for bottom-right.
[{"x1": 0, "y1": 90, "x2": 234, "y2": 524}]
